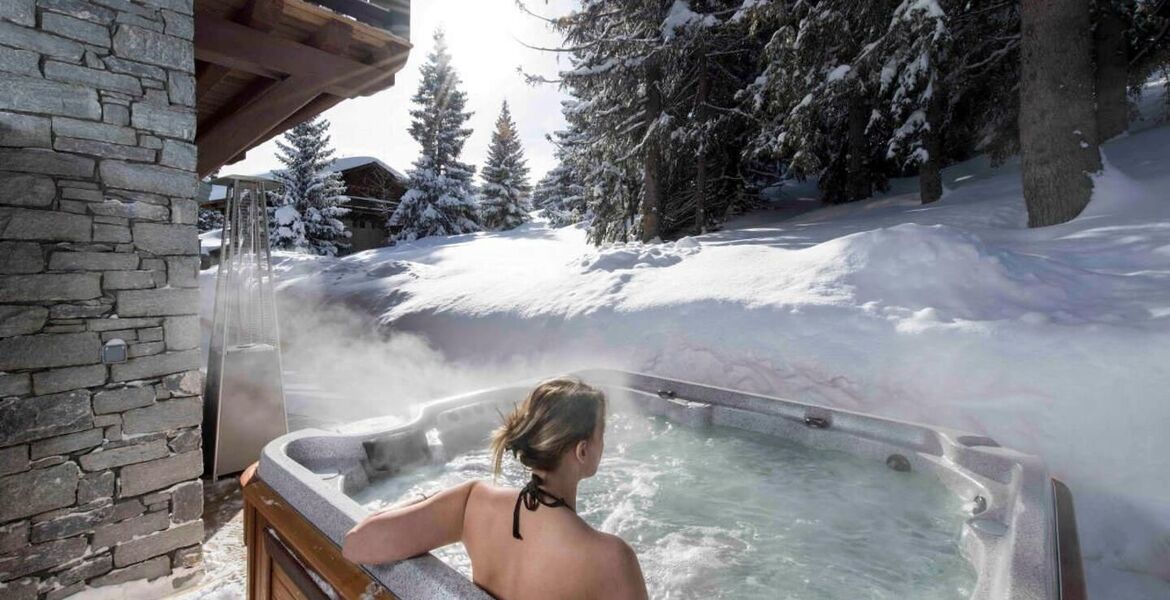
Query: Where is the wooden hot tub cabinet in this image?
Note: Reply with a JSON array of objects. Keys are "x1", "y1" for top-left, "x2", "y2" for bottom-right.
[{"x1": 241, "y1": 464, "x2": 396, "y2": 600}]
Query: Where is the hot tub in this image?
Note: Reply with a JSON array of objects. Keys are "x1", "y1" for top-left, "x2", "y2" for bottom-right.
[{"x1": 255, "y1": 369, "x2": 1084, "y2": 600}]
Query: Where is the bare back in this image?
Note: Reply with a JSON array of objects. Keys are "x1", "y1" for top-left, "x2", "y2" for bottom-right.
[
  {"x1": 462, "y1": 483, "x2": 645, "y2": 600},
  {"x1": 342, "y1": 480, "x2": 646, "y2": 600}
]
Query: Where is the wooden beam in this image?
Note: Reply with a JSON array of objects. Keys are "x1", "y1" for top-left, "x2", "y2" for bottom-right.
[
  {"x1": 235, "y1": 0, "x2": 284, "y2": 32},
  {"x1": 232, "y1": 93, "x2": 350, "y2": 162},
  {"x1": 308, "y1": 0, "x2": 407, "y2": 33},
  {"x1": 195, "y1": 61, "x2": 234, "y2": 99},
  {"x1": 201, "y1": 76, "x2": 282, "y2": 137},
  {"x1": 355, "y1": 43, "x2": 406, "y2": 94},
  {"x1": 222, "y1": 68, "x2": 396, "y2": 167},
  {"x1": 310, "y1": 20, "x2": 352, "y2": 55},
  {"x1": 198, "y1": 17, "x2": 363, "y2": 176},
  {"x1": 197, "y1": 77, "x2": 322, "y2": 175},
  {"x1": 194, "y1": 14, "x2": 390, "y2": 98}
]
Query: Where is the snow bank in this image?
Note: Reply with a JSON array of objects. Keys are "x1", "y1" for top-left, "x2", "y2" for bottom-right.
[
  {"x1": 203, "y1": 116, "x2": 1170, "y2": 597},
  {"x1": 578, "y1": 238, "x2": 701, "y2": 273},
  {"x1": 198, "y1": 228, "x2": 222, "y2": 255}
]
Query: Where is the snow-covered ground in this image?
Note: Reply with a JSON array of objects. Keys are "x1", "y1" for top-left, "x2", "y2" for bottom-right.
[{"x1": 198, "y1": 91, "x2": 1170, "y2": 598}]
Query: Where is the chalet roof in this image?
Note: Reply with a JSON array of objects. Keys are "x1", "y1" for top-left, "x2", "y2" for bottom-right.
[
  {"x1": 204, "y1": 155, "x2": 405, "y2": 201},
  {"x1": 194, "y1": 0, "x2": 412, "y2": 177},
  {"x1": 252, "y1": 155, "x2": 405, "y2": 181}
]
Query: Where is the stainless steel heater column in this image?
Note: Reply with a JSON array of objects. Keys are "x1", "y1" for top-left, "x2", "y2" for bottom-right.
[{"x1": 203, "y1": 177, "x2": 288, "y2": 479}]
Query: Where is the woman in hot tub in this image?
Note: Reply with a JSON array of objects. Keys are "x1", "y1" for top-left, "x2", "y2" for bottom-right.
[{"x1": 343, "y1": 377, "x2": 648, "y2": 600}]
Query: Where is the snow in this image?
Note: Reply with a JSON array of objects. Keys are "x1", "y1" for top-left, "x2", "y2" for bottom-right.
[
  {"x1": 825, "y1": 64, "x2": 852, "y2": 82},
  {"x1": 662, "y1": 1, "x2": 717, "y2": 41},
  {"x1": 198, "y1": 228, "x2": 222, "y2": 255},
  {"x1": 195, "y1": 98, "x2": 1170, "y2": 597}
]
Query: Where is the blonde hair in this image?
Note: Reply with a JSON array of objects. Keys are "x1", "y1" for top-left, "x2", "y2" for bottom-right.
[{"x1": 489, "y1": 377, "x2": 607, "y2": 478}]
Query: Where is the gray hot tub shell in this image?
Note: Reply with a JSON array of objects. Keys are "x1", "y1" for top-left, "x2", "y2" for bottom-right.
[{"x1": 258, "y1": 369, "x2": 1079, "y2": 600}]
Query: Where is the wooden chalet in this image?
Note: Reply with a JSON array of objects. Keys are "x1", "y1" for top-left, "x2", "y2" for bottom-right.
[
  {"x1": 203, "y1": 156, "x2": 407, "y2": 253},
  {"x1": 194, "y1": 0, "x2": 411, "y2": 177}
]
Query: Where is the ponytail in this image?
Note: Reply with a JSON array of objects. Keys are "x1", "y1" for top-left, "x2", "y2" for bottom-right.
[{"x1": 489, "y1": 377, "x2": 606, "y2": 480}]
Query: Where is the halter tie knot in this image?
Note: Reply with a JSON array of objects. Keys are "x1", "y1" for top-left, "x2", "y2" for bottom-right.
[{"x1": 511, "y1": 473, "x2": 572, "y2": 540}]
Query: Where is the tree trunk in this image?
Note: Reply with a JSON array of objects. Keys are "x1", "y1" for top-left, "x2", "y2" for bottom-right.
[
  {"x1": 694, "y1": 52, "x2": 709, "y2": 235},
  {"x1": 846, "y1": 94, "x2": 871, "y2": 202},
  {"x1": 920, "y1": 79, "x2": 945, "y2": 204},
  {"x1": 1095, "y1": 1, "x2": 1128, "y2": 140},
  {"x1": 641, "y1": 56, "x2": 663, "y2": 242},
  {"x1": 1020, "y1": 0, "x2": 1102, "y2": 227}
]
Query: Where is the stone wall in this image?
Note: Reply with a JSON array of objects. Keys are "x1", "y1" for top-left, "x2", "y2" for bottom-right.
[{"x1": 0, "y1": 0, "x2": 204, "y2": 597}]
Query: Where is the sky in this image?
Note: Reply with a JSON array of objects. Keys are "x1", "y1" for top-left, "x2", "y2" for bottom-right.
[{"x1": 228, "y1": 0, "x2": 578, "y2": 181}]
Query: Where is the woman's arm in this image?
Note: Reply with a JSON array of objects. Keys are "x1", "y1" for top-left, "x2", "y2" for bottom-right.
[{"x1": 342, "y1": 480, "x2": 478, "y2": 565}]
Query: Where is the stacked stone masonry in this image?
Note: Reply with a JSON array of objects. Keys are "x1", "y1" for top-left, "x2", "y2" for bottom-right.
[{"x1": 0, "y1": 0, "x2": 204, "y2": 597}]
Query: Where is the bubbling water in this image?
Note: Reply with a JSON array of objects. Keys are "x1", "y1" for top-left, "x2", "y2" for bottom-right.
[{"x1": 353, "y1": 412, "x2": 976, "y2": 599}]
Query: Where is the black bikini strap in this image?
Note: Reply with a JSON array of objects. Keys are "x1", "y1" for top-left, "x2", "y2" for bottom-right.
[{"x1": 512, "y1": 473, "x2": 570, "y2": 540}]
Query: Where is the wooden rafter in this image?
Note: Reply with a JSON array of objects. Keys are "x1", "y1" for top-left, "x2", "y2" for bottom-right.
[
  {"x1": 224, "y1": 92, "x2": 355, "y2": 166},
  {"x1": 311, "y1": 20, "x2": 352, "y2": 55},
  {"x1": 201, "y1": 76, "x2": 282, "y2": 136},
  {"x1": 194, "y1": 15, "x2": 389, "y2": 98},
  {"x1": 236, "y1": 0, "x2": 284, "y2": 31},
  {"x1": 195, "y1": 62, "x2": 233, "y2": 99},
  {"x1": 198, "y1": 11, "x2": 361, "y2": 175},
  {"x1": 194, "y1": 0, "x2": 412, "y2": 177},
  {"x1": 309, "y1": 0, "x2": 407, "y2": 33}
]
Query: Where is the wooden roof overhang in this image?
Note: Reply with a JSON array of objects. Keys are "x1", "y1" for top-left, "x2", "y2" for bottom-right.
[{"x1": 193, "y1": 0, "x2": 411, "y2": 177}]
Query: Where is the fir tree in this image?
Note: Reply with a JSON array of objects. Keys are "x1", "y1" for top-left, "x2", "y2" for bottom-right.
[
  {"x1": 745, "y1": 1, "x2": 896, "y2": 204},
  {"x1": 270, "y1": 118, "x2": 350, "y2": 256},
  {"x1": 533, "y1": 161, "x2": 586, "y2": 227},
  {"x1": 875, "y1": 0, "x2": 953, "y2": 203},
  {"x1": 538, "y1": 0, "x2": 761, "y2": 243},
  {"x1": 478, "y1": 101, "x2": 532, "y2": 230},
  {"x1": 198, "y1": 208, "x2": 223, "y2": 233},
  {"x1": 389, "y1": 29, "x2": 480, "y2": 242}
]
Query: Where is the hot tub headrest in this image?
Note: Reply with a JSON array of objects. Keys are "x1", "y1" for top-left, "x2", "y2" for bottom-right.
[{"x1": 363, "y1": 430, "x2": 431, "y2": 474}]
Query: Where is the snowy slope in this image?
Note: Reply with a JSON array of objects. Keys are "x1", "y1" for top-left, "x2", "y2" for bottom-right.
[{"x1": 203, "y1": 91, "x2": 1170, "y2": 598}]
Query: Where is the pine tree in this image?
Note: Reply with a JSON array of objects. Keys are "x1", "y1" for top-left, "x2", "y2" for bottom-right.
[
  {"x1": 545, "y1": 1, "x2": 671, "y2": 244},
  {"x1": 533, "y1": 161, "x2": 586, "y2": 227},
  {"x1": 875, "y1": 0, "x2": 952, "y2": 203},
  {"x1": 745, "y1": 1, "x2": 897, "y2": 204},
  {"x1": 1019, "y1": 0, "x2": 1101, "y2": 227},
  {"x1": 270, "y1": 118, "x2": 350, "y2": 256},
  {"x1": 478, "y1": 101, "x2": 532, "y2": 231},
  {"x1": 539, "y1": 0, "x2": 761, "y2": 244},
  {"x1": 873, "y1": 1, "x2": 1024, "y2": 203},
  {"x1": 660, "y1": 0, "x2": 761, "y2": 233},
  {"x1": 198, "y1": 208, "x2": 223, "y2": 232},
  {"x1": 389, "y1": 29, "x2": 480, "y2": 243}
]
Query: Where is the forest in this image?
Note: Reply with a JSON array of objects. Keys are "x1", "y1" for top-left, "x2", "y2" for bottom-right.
[
  {"x1": 525, "y1": 0, "x2": 1170, "y2": 243},
  {"x1": 252, "y1": 0, "x2": 1170, "y2": 251}
]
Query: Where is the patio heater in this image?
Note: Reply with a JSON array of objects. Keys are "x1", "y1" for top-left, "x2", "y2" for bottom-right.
[{"x1": 203, "y1": 176, "x2": 288, "y2": 480}]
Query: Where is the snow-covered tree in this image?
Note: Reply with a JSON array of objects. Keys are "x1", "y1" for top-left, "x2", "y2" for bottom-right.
[
  {"x1": 389, "y1": 29, "x2": 480, "y2": 242},
  {"x1": 874, "y1": 0, "x2": 952, "y2": 203},
  {"x1": 533, "y1": 161, "x2": 586, "y2": 227},
  {"x1": 659, "y1": 0, "x2": 762, "y2": 233},
  {"x1": 198, "y1": 208, "x2": 223, "y2": 232},
  {"x1": 478, "y1": 101, "x2": 532, "y2": 230},
  {"x1": 534, "y1": 0, "x2": 761, "y2": 243},
  {"x1": 270, "y1": 118, "x2": 350, "y2": 256},
  {"x1": 744, "y1": 1, "x2": 898, "y2": 204}
]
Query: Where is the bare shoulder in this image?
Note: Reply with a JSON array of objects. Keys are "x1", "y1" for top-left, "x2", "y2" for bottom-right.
[
  {"x1": 464, "y1": 480, "x2": 514, "y2": 504},
  {"x1": 590, "y1": 532, "x2": 647, "y2": 599},
  {"x1": 462, "y1": 480, "x2": 518, "y2": 519},
  {"x1": 594, "y1": 532, "x2": 639, "y2": 567}
]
